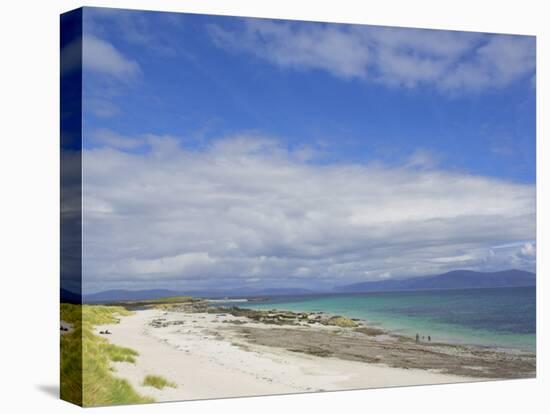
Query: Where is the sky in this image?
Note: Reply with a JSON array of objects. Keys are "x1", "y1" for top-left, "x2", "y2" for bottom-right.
[{"x1": 76, "y1": 7, "x2": 536, "y2": 294}]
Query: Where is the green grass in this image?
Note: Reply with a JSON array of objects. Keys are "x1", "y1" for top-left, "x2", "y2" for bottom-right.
[
  {"x1": 107, "y1": 296, "x2": 199, "y2": 311},
  {"x1": 60, "y1": 303, "x2": 133, "y2": 326},
  {"x1": 104, "y1": 343, "x2": 139, "y2": 363},
  {"x1": 83, "y1": 304, "x2": 133, "y2": 325},
  {"x1": 115, "y1": 296, "x2": 197, "y2": 308},
  {"x1": 60, "y1": 303, "x2": 154, "y2": 407},
  {"x1": 142, "y1": 375, "x2": 177, "y2": 390},
  {"x1": 145, "y1": 296, "x2": 195, "y2": 303}
]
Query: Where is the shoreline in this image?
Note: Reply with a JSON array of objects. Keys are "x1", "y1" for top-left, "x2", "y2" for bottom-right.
[
  {"x1": 237, "y1": 303, "x2": 536, "y2": 354},
  {"x1": 199, "y1": 299, "x2": 535, "y2": 356},
  {"x1": 233, "y1": 293, "x2": 536, "y2": 354},
  {"x1": 94, "y1": 300, "x2": 535, "y2": 402},
  {"x1": 204, "y1": 303, "x2": 535, "y2": 377}
]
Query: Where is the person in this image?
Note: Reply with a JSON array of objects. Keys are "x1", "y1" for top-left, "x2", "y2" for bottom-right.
[
  {"x1": 428, "y1": 335, "x2": 431, "y2": 342},
  {"x1": 415, "y1": 333, "x2": 419, "y2": 343}
]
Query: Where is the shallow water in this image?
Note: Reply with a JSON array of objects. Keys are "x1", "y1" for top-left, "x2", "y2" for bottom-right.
[{"x1": 239, "y1": 287, "x2": 536, "y2": 351}]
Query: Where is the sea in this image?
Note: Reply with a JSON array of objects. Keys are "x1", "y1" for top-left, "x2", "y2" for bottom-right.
[{"x1": 237, "y1": 286, "x2": 536, "y2": 352}]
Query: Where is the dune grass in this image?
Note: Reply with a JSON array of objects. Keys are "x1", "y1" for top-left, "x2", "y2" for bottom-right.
[
  {"x1": 60, "y1": 303, "x2": 153, "y2": 407},
  {"x1": 104, "y1": 343, "x2": 139, "y2": 363},
  {"x1": 144, "y1": 296, "x2": 195, "y2": 304},
  {"x1": 117, "y1": 296, "x2": 197, "y2": 309},
  {"x1": 82, "y1": 304, "x2": 134, "y2": 325},
  {"x1": 113, "y1": 296, "x2": 199, "y2": 311},
  {"x1": 142, "y1": 375, "x2": 177, "y2": 390}
]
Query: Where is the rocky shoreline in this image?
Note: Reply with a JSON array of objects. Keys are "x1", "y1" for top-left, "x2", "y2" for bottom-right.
[
  {"x1": 144, "y1": 298, "x2": 366, "y2": 325},
  {"x1": 134, "y1": 299, "x2": 536, "y2": 380}
]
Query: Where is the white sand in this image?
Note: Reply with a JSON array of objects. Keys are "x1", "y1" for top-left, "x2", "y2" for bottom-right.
[{"x1": 98, "y1": 309, "x2": 476, "y2": 402}]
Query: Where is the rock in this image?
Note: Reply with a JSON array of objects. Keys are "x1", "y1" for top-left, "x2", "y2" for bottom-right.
[
  {"x1": 324, "y1": 316, "x2": 358, "y2": 328},
  {"x1": 355, "y1": 326, "x2": 385, "y2": 336}
]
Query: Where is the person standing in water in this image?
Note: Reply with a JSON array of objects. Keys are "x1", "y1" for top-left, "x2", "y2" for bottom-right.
[{"x1": 415, "y1": 333, "x2": 420, "y2": 343}]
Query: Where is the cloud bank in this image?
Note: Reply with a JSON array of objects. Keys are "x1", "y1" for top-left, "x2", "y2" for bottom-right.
[
  {"x1": 83, "y1": 34, "x2": 141, "y2": 79},
  {"x1": 82, "y1": 133, "x2": 535, "y2": 293},
  {"x1": 208, "y1": 20, "x2": 535, "y2": 92}
]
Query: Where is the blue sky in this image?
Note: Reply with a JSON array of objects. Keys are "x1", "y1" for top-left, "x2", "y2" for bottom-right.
[{"x1": 77, "y1": 7, "x2": 536, "y2": 293}]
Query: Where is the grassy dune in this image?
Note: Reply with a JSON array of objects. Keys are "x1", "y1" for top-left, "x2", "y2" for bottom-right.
[
  {"x1": 60, "y1": 304, "x2": 153, "y2": 407},
  {"x1": 141, "y1": 295, "x2": 195, "y2": 304},
  {"x1": 111, "y1": 296, "x2": 200, "y2": 311},
  {"x1": 142, "y1": 375, "x2": 177, "y2": 390},
  {"x1": 113, "y1": 295, "x2": 197, "y2": 308}
]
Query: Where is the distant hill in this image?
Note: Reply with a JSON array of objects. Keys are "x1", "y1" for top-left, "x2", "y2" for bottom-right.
[
  {"x1": 61, "y1": 288, "x2": 81, "y2": 304},
  {"x1": 84, "y1": 289, "x2": 178, "y2": 303},
  {"x1": 84, "y1": 287, "x2": 317, "y2": 303},
  {"x1": 236, "y1": 287, "x2": 316, "y2": 297},
  {"x1": 335, "y1": 269, "x2": 536, "y2": 293}
]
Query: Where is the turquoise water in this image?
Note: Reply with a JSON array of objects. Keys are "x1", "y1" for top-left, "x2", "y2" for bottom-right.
[{"x1": 238, "y1": 287, "x2": 536, "y2": 352}]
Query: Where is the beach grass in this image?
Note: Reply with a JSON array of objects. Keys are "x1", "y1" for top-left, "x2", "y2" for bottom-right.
[
  {"x1": 142, "y1": 375, "x2": 177, "y2": 390},
  {"x1": 145, "y1": 296, "x2": 195, "y2": 303},
  {"x1": 82, "y1": 304, "x2": 133, "y2": 325},
  {"x1": 60, "y1": 303, "x2": 153, "y2": 407},
  {"x1": 127, "y1": 296, "x2": 199, "y2": 311},
  {"x1": 104, "y1": 343, "x2": 139, "y2": 363}
]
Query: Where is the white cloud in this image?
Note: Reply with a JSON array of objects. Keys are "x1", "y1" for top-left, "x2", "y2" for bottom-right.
[
  {"x1": 83, "y1": 35, "x2": 141, "y2": 79},
  {"x1": 84, "y1": 8, "x2": 183, "y2": 57},
  {"x1": 209, "y1": 20, "x2": 370, "y2": 80},
  {"x1": 86, "y1": 98, "x2": 120, "y2": 118},
  {"x1": 82, "y1": 133, "x2": 535, "y2": 293},
  {"x1": 126, "y1": 252, "x2": 216, "y2": 275},
  {"x1": 439, "y1": 35, "x2": 536, "y2": 92},
  {"x1": 519, "y1": 242, "x2": 536, "y2": 258},
  {"x1": 208, "y1": 19, "x2": 535, "y2": 92},
  {"x1": 89, "y1": 128, "x2": 147, "y2": 150},
  {"x1": 430, "y1": 254, "x2": 475, "y2": 263},
  {"x1": 405, "y1": 149, "x2": 440, "y2": 169}
]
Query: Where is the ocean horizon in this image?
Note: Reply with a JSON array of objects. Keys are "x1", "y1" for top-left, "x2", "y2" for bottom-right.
[{"x1": 236, "y1": 286, "x2": 536, "y2": 352}]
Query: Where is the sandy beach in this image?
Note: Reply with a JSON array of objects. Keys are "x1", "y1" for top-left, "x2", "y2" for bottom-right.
[{"x1": 96, "y1": 306, "x2": 499, "y2": 402}]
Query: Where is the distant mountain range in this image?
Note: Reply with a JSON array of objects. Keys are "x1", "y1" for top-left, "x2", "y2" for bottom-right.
[
  {"x1": 335, "y1": 269, "x2": 535, "y2": 293},
  {"x1": 83, "y1": 287, "x2": 316, "y2": 304},
  {"x1": 79, "y1": 269, "x2": 535, "y2": 303}
]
